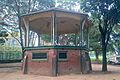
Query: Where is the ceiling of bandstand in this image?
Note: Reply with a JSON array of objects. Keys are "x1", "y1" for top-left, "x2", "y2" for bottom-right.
[{"x1": 21, "y1": 8, "x2": 91, "y2": 34}]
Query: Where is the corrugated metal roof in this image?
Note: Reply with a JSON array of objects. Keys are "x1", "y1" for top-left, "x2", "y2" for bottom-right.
[{"x1": 21, "y1": 7, "x2": 88, "y2": 17}]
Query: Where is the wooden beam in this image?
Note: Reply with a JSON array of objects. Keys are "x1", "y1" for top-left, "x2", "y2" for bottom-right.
[
  {"x1": 75, "y1": 32, "x2": 77, "y2": 46},
  {"x1": 38, "y1": 34, "x2": 41, "y2": 46},
  {"x1": 52, "y1": 11, "x2": 56, "y2": 45},
  {"x1": 86, "y1": 27, "x2": 89, "y2": 49},
  {"x1": 51, "y1": 11, "x2": 59, "y2": 76},
  {"x1": 23, "y1": 55, "x2": 28, "y2": 74},
  {"x1": 23, "y1": 18, "x2": 29, "y2": 47},
  {"x1": 52, "y1": 50, "x2": 58, "y2": 76},
  {"x1": 79, "y1": 18, "x2": 86, "y2": 74},
  {"x1": 55, "y1": 16, "x2": 58, "y2": 45},
  {"x1": 80, "y1": 19, "x2": 86, "y2": 46},
  {"x1": 81, "y1": 19, "x2": 86, "y2": 46}
]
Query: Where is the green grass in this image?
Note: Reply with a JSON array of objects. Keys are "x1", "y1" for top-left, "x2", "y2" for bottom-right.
[
  {"x1": 89, "y1": 51, "x2": 103, "y2": 63},
  {"x1": 90, "y1": 56, "x2": 102, "y2": 63}
]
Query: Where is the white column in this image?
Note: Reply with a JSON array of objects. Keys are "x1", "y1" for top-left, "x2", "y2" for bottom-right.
[
  {"x1": 80, "y1": 19, "x2": 86, "y2": 46},
  {"x1": 38, "y1": 34, "x2": 41, "y2": 46},
  {"x1": 52, "y1": 12, "x2": 56, "y2": 45},
  {"x1": 23, "y1": 18, "x2": 29, "y2": 47}
]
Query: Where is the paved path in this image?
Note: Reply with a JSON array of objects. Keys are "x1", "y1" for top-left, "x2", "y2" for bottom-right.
[{"x1": 0, "y1": 63, "x2": 21, "y2": 68}]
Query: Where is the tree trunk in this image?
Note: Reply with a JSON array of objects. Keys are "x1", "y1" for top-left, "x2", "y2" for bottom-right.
[
  {"x1": 18, "y1": 16, "x2": 24, "y2": 59},
  {"x1": 102, "y1": 36, "x2": 107, "y2": 71},
  {"x1": 87, "y1": 52, "x2": 92, "y2": 71},
  {"x1": 95, "y1": 49, "x2": 99, "y2": 61}
]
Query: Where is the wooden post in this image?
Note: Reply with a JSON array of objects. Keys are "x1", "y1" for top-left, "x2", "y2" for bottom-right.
[
  {"x1": 81, "y1": 20, "x2": 85, "y2": 46},
  {"x1": 52, "y1": 12, "x2": 56, "y2": 45},
  {"x1": 86, "y1": 27, "x2": 92, "y2": 71},
  {"x1": 75, "y1": 32, "x2": 77, "y2": 46},
  {"x1": 55, "y1": 12, "x2": 59, "y2": 76},
  {"x1": 51, "y1": 11, "x2": 58, "y2": 76},
  {"x1": 52, "y1": 11, "x2": 58, "y2": 45},
  {"x1": 23, "y1": 55, "x2": 28, "y2": 74},
  {"x1": 56, "y1": 25, "x2": 58, "y2": 45},
  {"x1": 52, "y1": 53, "x2": 56, "y2": 76},
  {"x1": 80, "y1": 20, "x2": 83, "y2": 73},
  {"x1": 23, "y1": 18, "x2": 29, "y2": 47},
  {"x1": 24, "y1": 30, "x2": 27, "y2": 47},
  {"x1": 86, "y1": 28, "x2": 89, "y2": 49},
  {"x1": 79, "y1": 18, "x2": 86, "y2": 73},
  {"x1": 38, "y1": 34, "x2": 41, "y2": 46}
]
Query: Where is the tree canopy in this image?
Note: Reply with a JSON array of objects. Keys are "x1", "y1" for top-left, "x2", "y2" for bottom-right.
[
  {"x1": 80, "y1": 0, "x2": 120, "y2": 71},
  {"x1": 0, "y1": 0, "x2": 55, "y2": 58}
]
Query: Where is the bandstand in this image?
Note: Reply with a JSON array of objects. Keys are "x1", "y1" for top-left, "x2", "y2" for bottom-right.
[{"x1": 21, "y1": 8, "x2": 91, "y2": 76}]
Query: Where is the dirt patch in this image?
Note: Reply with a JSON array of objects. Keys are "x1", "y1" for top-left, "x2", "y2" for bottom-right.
[{"x1": 0, "y1": 64, "x2": 120, "y2": 80}]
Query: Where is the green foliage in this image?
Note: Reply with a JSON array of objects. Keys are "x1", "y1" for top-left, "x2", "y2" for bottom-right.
[
  {"x1": 89, "y1": 18, "x2": 101, "y2": 50},
  {"x1": 0, "y1": 31, "x2": 8, "y2": 37},
  {"x1": 80, "y1": 0, "x2": 120, "y2": 71},
  {"x1": 110, "y1": 25, "x2": 120, "y2": 49},
  {"x1": 57, "y1": 0, "x2": 80, "y2": 10},
  {"x1": 0, "y1": 38, "x2": 5, "y2": 45},
  {"x1": 41, "y1": 34, "x2": 51, "y2": 43},
  {"x1": 0, "y1": 45, "x2": 22, "y2": 60},
  {"x1": 80, "y1": 0, "x2": 120, "y2": 26},
  {"x1": 67, "y1": 34, "x2": 79, "y2": 45},
  {"x1": 0, "y1": 0, "x2": 55, "y2": 48},
  {"x1": 0, "y1": 45, "x2": 22, "y2": 52},
  {"x1": 0, "y1": 25, "x2": 9, "y2": 45}
]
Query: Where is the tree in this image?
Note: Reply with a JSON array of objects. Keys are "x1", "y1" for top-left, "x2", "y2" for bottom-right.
[
  {"x1": 0, "y1": 30, "x2": 8, "y2": 44},
  {"x1": 0, "y1": 0, "x2": 55, "y2": 58},
  {"x1": 111, "y1": 25, "x2": 120, "y2": 48},
  {"x1": 80, "y1": 0, "x2": 120, "y2": 71},
  {"x1": 0, "y1": 20, "x2": 9, "y2": 45},
  {"x1": 57, "y1": 0, "x2": 80, "y2": 11},
  {"x1": 87, "y1": 15, "x2": 101, "y2": 61}
]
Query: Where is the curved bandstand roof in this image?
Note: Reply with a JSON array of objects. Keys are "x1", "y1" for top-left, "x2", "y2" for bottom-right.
[{"x1": 21, "y1": 8, "x2": 91, "y2": 34}]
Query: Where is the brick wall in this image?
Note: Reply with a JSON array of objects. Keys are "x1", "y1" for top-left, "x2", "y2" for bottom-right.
[
  {"x1": 25, "y1": 49, "x2": 54, "y2": 76},
  {"x1": 58, "y1": 49, "x2": 81, "y2": 75},
  {"x1": 24, "y1": 49, "x2": 82, "y2": 76}
]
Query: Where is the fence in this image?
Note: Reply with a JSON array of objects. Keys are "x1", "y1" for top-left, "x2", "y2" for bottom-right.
[{"x1": 0, "y1": 51, "x2": 22, "y2": 63}]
